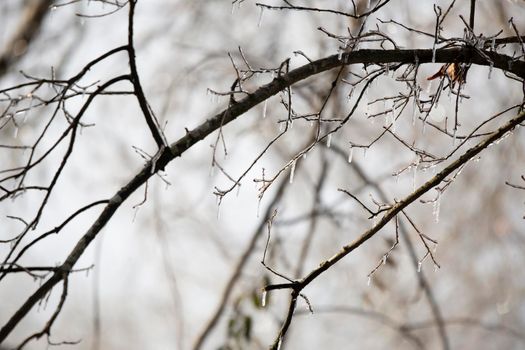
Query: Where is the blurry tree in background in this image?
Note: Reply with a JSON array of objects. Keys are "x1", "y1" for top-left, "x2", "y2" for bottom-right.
[{"x1": 0, "y1": 0, "x2": 525, "y2": 349}]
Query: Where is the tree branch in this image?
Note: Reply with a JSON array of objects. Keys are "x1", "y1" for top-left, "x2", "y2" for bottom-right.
[{"x1": 1, "y1": 45, "x2": 523, "y2": 343}]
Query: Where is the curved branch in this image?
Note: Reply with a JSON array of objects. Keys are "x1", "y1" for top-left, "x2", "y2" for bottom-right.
[{"x1": 1, "y1": 46, "x2": 522, "y2": 343}]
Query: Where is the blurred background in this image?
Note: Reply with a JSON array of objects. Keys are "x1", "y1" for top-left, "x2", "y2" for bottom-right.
[{"x1": 0, "y1": 0, "x2": 524, "y2": 349}]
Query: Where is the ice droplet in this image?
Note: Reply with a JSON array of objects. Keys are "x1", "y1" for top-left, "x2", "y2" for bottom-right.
[
  {"x1": 347, "y1": 146, "x2": 354, "y2": 163},
  {"x1": 13, "y1": 126, "x2": 19, "y2": 139},
  {"x1": 257, "y1": 7, "x2": 264, "y2": 27},
  {"x1": 491, "y1": 37, "x2": 495, "y2": 51},
  {"x1": 412, "y1": 162, "x2": 418, "y2": 191},
  {"x1": 432, "y1": 192, "x2": 441, "y2": 223},
  {"x1": 326, "y1": 134, "x2": 332, "y2": 148},
  {"x1": 261, "y1": 290, "x2": 267, "y2": 307},
  {"x1": 488, "y1": 63, "x2": 493, "y2": 79},
  {"x1": 412, "y1": 97, "x2": 418, "y2": 125},
  {"x1": 236, "y1": 184, "x2": 241, "y2": 197},
  {"x1": 382, "y1": 255, "x2": 387, "y2": 265},
  {"x1": 276, "y1": 337, "x2": 282, "y2": 350},
  {"x1": 367, "y1": 276, "x2": 371, "y2": 286},
  {"x1": 289, "y1": 160, "x2": 297, "y2": 184},
  {"x1": 216, "y1": 197, "x2": 222, "y2": 220},
  {"x1": 256, "y1": 197, "x2": 262, "y2": 218},
  {"x1": 417, "y1": 261, "x2": 422, "y2": 272},
  {"x1": 262, "y1": 99, "x2": 268, "y2": 118},
  {"x1": 338, "y1": 49, "x2": 344, "y2": 61}
]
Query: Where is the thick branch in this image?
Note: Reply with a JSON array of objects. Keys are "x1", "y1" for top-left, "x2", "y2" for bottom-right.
[{"x1": 1, "y1": 47, "x2": 523, "y2": 343}]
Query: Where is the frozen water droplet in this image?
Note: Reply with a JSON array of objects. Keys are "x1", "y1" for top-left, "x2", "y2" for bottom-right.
[
  {"x1": 216, "y1": 197, "x2": 222, "y2": 220},
  {"x1": 289, "y1": 160, "x2": 297, "y2": 184},
  {"x1": 412, "y1": 162, "x2": 418, "y2": 191},
  {"x1": 257, "y1": 7, "x2": 264, "y2": 27},
  {"x1": 13, "y1": 126, "x2": 19, "y2": 139},
  {"x1": 366, "y1": 0, "x2": 371, "y2": 9},
  {"x1": 257, "y1": 197, "x2": 262, "y2": 218},
  {"x1": 326, "y1": 134, "x2": 332, "y2": 148},
  {"x1": 302, "y1": 152, "x2": 307, "y2": 160},
  {"x1": 362, "y1": 148, "x2": 367, "y2": 159},
  {"x1": 261, "y1": 290, "x2": 267, "y2": 307},
  {"x1": 276, "y1": 337, "x2": 282, "y2": 350},
  {"x1": 382, "y1": 255, "x2": 387, "y2": 265},
  {"x1": 412, "y1": 98, "x2": 418, "y2": 125},
  {"x1": 417, "y1": 261, "x2": 422, "y2": 272},
  {"x1": 262, "y1": 99, "x2": 268, "y2": 118},
  {"x1": 491, "y1": 37, "x2": 495, "y2": 51},
  {"x1": 488, "y1": 63, "x2": 493, "y2": 79},
  {"x1": 432, "y1": 45, "x2": 436, "y2": 63},
  {"x1": 367, "y1": 276, "x2": 371, "y2": 286},
  {"x1": 347, "y1": 147, "x2": 354, "y2": 163},
  {"x1": 432, "y1": 193, "x2": 441, "y2": 223}
]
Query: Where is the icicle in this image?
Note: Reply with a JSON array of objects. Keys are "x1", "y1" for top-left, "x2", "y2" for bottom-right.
[
  {"x1": 382, "y1": 255, "x2": 387, "y2": 265},
  {"x1": 216, "y1": 196, "x2": 222, "y2": 220},
  {"x1": 256, "y1": 197, "x2": 262, "y2": 218},
  {"x1": 236, "y1": 184, "x2": 241, "y2": 197},
  {"x1": 279, "y1": 122, "x2": 285, "y2": 132},
  {"x1": 491, "y1": 37, "x2": 495, "y2": 51},
  {"x1": 412, "y1": 161, "x2": 418, "y2": 192},
  {"x1": 51, "y1": 5, "x2": 57, "y2": 11},
  {"x1": 326, "y1": 134, "x2": 332, "y2": 148},
  {"x1": 426, "y1": 80, "x2": 432, "y2": 94},
  {"x1": 412, "y1": 97, "x2": 418, "y2": 125},
  {"x1": 391, "y1": 103, "x2": 397, "y2": 132},
  {"x1": 289, "y1": 160, "x2": 297, "y2": 184},
  {"x1": 367, "y1": 276, "x2": 371, "y2": 286},
  {"x1": 366, "y1": 0, "x2": 371, "y2": 9},
  {"x1": 417, "y1": 261, "x2": 422, "y2": 273},
  {"x1": 488, "y1": 62, "x2": 493, "y2": 79},
  {"x1": 276, "y1": 337, "x2": 282, "y2": 350},
  {"x1": 13, "y1": 126, "x2": 19, "y2": 139},
  {"x1": 362, "y1": 148, "x2": 367, "y2": 159},
  {"x1": 338, "y1": 48, "x2": 344, "y2": 61},
  {"x1": 433, "y1": 192, "x2": 441, "y2": 223},
  {"x1": 261, "y1": 290, "x2": 267, "y2": 307},
  {"x1": 257, "y1": 7, "x2": 264, "y2": 27},
  {"x1": 347, "y1": 88, "x2": 354, "y2": 101},
  {"x1": 347, "y1": 146, "x2": 354, "y2": 163},
  {"x1": 385, "y1": 63, "x2": 389, "y2": 75},
  {"x1": 302, "y1": 152, "x2": 307, "y2": 160},
  {"x1": 262, "y1": 99, "x2": 268, "y2": 118},
  {"x1": 432, "y1": 45, "x2": 436, "y2": 63}
]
